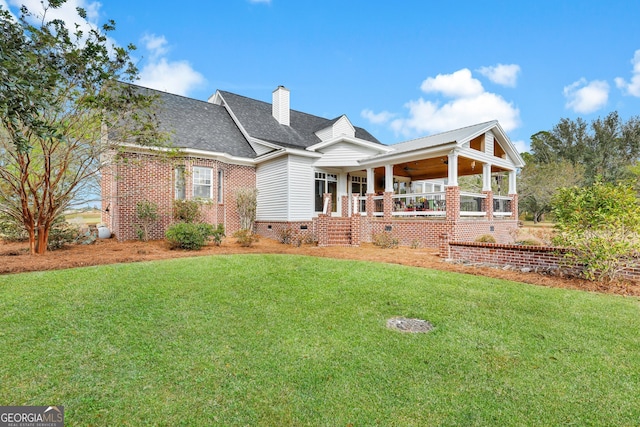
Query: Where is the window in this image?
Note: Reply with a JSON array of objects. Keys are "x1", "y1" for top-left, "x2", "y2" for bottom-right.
[
  {"x1": 217, "y1": 169, "x2": 224, "y2": 203},
  {"x1": 351, "y1": 176, "x2": 367, "y2": 212},
  {"x1": 174, "y1": 166, "x2": 185, "y2": 200},
  {"x1": 350, "y1": 176, "x2": 367, "y2": 196},
  {"x1": 193, "y1": 166, "x2": 212, "y2": 199},
  {"x1": 315, "y1": 172, "x2": 337, "y2": 212}
]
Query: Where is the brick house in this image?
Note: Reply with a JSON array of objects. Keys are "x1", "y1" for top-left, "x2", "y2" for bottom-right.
[{"x1": 101, "y1": 84, "x2": 525, "y2": 247}]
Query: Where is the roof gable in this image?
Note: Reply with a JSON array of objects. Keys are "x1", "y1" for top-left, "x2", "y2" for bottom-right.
[
  {"x1": 125, "y1": 85, "x2": 256, "y2": 158},
  {"x1": 315, "y1": 115, "x2": 355, "y2": 141},
  {"x1": 363, "y1": 120, "x2": 524, "y2": 168},
  {"x1": 215, "y1": 90, "x2": 381, "y2": 150}
]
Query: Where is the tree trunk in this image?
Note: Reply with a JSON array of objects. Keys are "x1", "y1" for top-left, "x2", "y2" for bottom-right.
[
  {"x1": 27, "y1": 228, "x2": 36, "y2": 255},
  {"x1": 35, "y1": 225, "x2": 50, "y2": 255}
]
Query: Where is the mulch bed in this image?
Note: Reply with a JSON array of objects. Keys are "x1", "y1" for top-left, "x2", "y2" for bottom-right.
[{"x1": 1, "y1": 237, "x2": 639, "y2": 297}]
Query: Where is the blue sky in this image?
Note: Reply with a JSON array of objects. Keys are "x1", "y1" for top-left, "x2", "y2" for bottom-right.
[{"x1": 4, "y1": 0, "x2": 640, "y2": 153}]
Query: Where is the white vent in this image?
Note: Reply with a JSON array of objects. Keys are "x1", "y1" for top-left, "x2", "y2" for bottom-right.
[{"x1": 272, "y1": 86, "x2": 290, "y2": 126}]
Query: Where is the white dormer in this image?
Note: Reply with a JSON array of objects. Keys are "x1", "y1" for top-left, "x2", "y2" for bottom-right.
[
  {"x1": 315, "y1": 115, "x2": 355, "y2": 141},
  {"x1": 272, "y1": 86, "x2": 290, "y2": 126}
]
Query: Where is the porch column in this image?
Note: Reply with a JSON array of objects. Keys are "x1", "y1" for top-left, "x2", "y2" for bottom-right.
[
  {"x1": 508, "y1": 170, "x2": 517, "y2": 194},
  {"x1": 483, "y1": 190, "x2": 494, "y2": 220},
  {"x1": 384, "y1": 164, "x2": 394, "y2": 219},
  {"x1": 482, "y1": 163, "x2": 492, "y2": 192},
  {"x1": 366, "y1": 168, "x2": 375, "y2": 190},
  {"x1": 338, "y1": 174, "x2": 348, "y2": 216},
  {"x1": 447, "y1": 150, "x2": 459, "y2": 186},
  {"x1": 366, "y1": 168, "x2": 375, "y2": 217},
  {"x1": 508, "y1": 170, "x2": 518, "y2": 219},
  {"x1": 366, "y1": 193, "x2": 374, "y2": 218},
  {"x1": 384, "y1": 164, "x2": 394, "y2": 192},
  {"x1": 482, "y1": 162, "x2": 493, "y2": 220}
]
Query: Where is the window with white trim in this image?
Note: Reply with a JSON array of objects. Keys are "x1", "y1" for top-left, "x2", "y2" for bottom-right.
[
  {"x1": 217, "y1": 169, "x2": 224, "y2": 203},
  {"x1": 315, "y1": 172, "x2": 337, "y2": 212},
  {"x1": 174, "y1": 166, "x2": 186, "y2": 200},
  {"x1": 193, "y1": 166, "x2": 212, "y2": 199}
]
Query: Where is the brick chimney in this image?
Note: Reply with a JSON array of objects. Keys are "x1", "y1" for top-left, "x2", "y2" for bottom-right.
[{"x1": 272, "y1": 85, "x2": 290, "y2": 126}]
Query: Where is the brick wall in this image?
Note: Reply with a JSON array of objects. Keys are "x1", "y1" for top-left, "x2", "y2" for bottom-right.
[
  {"x1": 444, "y1": 241, "x2": 640, "y2": 281},
  {"x1": 102, "y1": 152, "x2": 256, "y2": 241},
  {"x1": 255, "y1": 220, "x2": 314, "y2": 243},
  {"x1": 357, "y1": 217, "x2": 518, "y2": 249}
]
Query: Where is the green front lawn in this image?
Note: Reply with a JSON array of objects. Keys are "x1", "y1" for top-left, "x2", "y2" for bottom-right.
[{"x1": 1, "y1": 255, "x2": 639, "y2": 425}]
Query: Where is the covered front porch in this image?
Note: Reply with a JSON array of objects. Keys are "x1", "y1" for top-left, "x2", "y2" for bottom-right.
[{"x1": 313, "y1": 121, "x2": 524, "y2": 247}]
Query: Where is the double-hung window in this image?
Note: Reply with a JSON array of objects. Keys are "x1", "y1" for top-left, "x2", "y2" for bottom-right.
[
  {"x1": 193, "y1": 166, "x2": 212, "y2": 199},
  {"x1": 174, "y1": 166, "x2": 186, "y2": 200}
]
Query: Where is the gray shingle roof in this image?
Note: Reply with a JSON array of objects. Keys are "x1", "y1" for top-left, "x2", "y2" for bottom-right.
[
  {"x1": 127, "y1": 85, "x2": 256, "y2": 158},
  {"x1": 218, "y1": 91, "x2": 382, "y2": 149}
]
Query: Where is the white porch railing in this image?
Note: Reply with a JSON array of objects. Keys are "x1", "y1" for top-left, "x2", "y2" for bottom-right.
[
  {"x1": 356, "y1": 192, "x2": 513, "y2": 219},
  {"x1": 493, "y1": 195, "x2": 513, "y2": 217},
  {"x1": 392, "y1": 192, "x2": 446, "y2": 217},
  {"x1": 460, "y1": 192, "x2": 486, "y2": 217},
  {"x1": 372, "y1": 195, "x2": 384, "y2": 216}
]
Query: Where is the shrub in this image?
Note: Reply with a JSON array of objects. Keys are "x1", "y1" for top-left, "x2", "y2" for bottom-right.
[
  {"x1": 552, "y1": 180, "x2": 640, "y2": 282},
  {"x1": 211, "y1": 223, "x2": 225, "y2": 246},
  {"x1": 135, "y1": 201, "x2": 159, "y2": 241},
  {"x1": 372, "y1": 231, "x2": 398, "y2": 249},
  {"x1": 0, "y1": 214, "x2": 28, "y2": 242},
  {"x1": 236, "y1": 187, "x2": 257, "y2": 231},
  {"x1": 278, "y1": 227, "x2": 293, "y2": 244},
  {"x1": 410, "y1": 239, "x2": 421, "y2": 249},
  {"x1": 172, "y1": 200, "x2": 202, "y2": 223},
  {"x1": 47, "y1": 218, "x2": 80, "y2": 250},
  {"x1": 165, "y1": 222, "x2": 215, "y2": 250},
  {"x1": 515, "y1": 238, "x2": 542, "y2": 246},
  {"x1": 300, "y1": 232, "x2": 318, "y2": 246},
  {"x1": 475, "y1": 234, "x2": 496, "y2": 243},
  {"x1": 233, "y1": 229, "x2": 259, "y2": 247}
]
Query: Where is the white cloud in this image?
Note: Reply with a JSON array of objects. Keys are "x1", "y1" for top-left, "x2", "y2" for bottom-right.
[
  {"x1": 477, "y1": 64, "x2": 521, "y2": 87},
  {"x1": 362, "y1": 68, "x2": 521, "y2": 137},
  {"x1": 4, "y1": 0, "x2": 204, "y2": 97},
  {"x1": 615, "y1": 49, "x2": 640, "y2": 96},
  {"x1": 420, "y1": 68, "x2": 484, "y2": 98},
  {"x1": 390, "y1": 91, "x2": 520, "y2": 136},
  {"x1": 141, "y1": 33, "x2": 169, "y2": 59},
  {"x1": 8, "y1": 0, "x2": 100, "y2": 31},
  {"x1": 360, "y1": 109, "x2": 395, "y2": 124},
  {"x1": 563, "y1": 78, "x2": 609, "y2": 114},
  {"x1": 138, "y1": 58, "x2": 205, "y2": 97},
  {"x1": 512, "y1": 139, "x2": 528, "y2": 154}
]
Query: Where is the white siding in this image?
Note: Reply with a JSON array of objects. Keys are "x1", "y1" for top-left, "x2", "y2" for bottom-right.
[
  {"x1": 250, "y1": 141, "x2": 275, "y2": 156},
  {"x1": 314, "y1": 142, "x2": 380, "y2": 167},
  {"x1": 315, "y1": 116, "x2": 355, "y2": 141},
  {"x1": 315, "y1": 126, "x2": 333, "y2": 142},
  {"x1": 485, "y1": 131, "x2": 494, "y2": 157},
  {"x1": 287, "y1": 155, "x2": 315, "y2": 221},
  {"x1": 256, "y1": 155, "x2": 315, "y2": 221},
  {"x1": 256, "y1": 156, "x2": 288, "y2": 220},
  {"x1": 333, "y1": 116, "x2": 355, "y2": 138},
  {"x1": 272, "y1": 86, "x2": 290, "y2": 126}
]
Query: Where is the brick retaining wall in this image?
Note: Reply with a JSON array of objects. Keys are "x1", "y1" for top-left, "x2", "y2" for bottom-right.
[{"x1": 444, "y1": 240, "x2": 640, "y2": 281}]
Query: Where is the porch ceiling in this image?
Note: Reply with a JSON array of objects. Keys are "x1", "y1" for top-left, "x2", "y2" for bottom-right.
[{"x1": 373, "y1": 157, "x2": 511, "y2": 181}]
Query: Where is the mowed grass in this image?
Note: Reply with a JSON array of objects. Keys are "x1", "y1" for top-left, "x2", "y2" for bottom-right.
[{"x1": 1, "y1": 255, "x2": 639, "y2": 426}]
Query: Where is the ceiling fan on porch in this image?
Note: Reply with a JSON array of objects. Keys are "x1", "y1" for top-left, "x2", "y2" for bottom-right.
[{"x1": 402, "y1": 162, "x2": 421, "y2": 172}]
